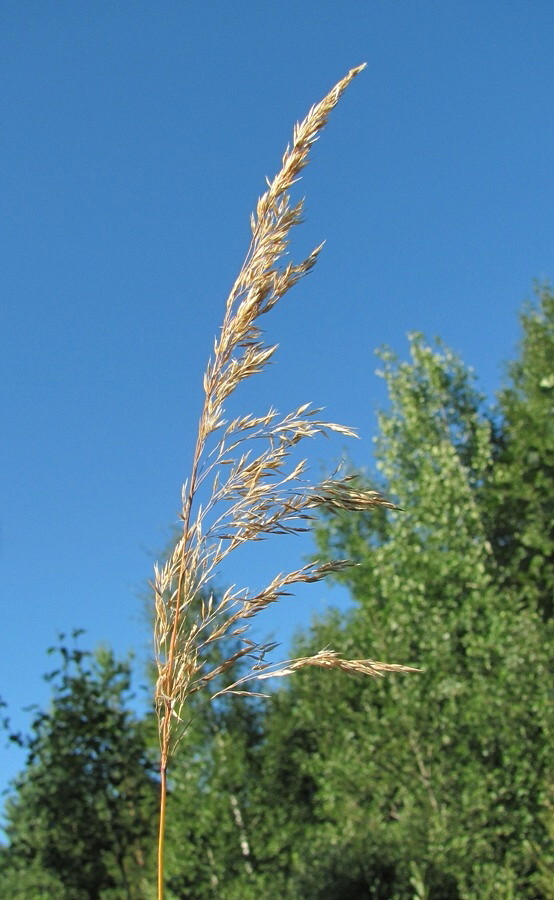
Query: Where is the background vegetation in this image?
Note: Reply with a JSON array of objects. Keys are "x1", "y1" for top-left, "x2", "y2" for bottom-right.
[{"x1": 1, "y1": 287, "x2": 552, "y2": 898}]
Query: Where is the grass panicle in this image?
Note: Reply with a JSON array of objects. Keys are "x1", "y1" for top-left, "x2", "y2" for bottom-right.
[{"x1": 153, "y1": 64, "x2": 416, "y2": 898}]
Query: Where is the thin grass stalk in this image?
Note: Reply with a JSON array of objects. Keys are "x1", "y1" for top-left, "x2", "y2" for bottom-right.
[
  {"x1": 157, "y1": 764, "x2": 167, "y2": 900},
  {"x1": 154, "y1": 64, "x2": 418, "y2": 898}
]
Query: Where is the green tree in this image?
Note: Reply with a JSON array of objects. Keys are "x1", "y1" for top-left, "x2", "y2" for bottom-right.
[
  {"x1": 163, "y1": 692, "x2": 263, "y2": 899},
  {"x1": 0, "y1": 634, "x2": 158, "y2": 899},
  {"x1": 5, "y1": 294, "x2": 550, "y2": 899},
  {"x1": 290, "y1": 333, "x2": 553, "y2": 898},
  {"x1": 163, "y1": 650, "x2": 329, "y2": 899},
  {"x1": 158, "y1": 322, "x2": 553, "y2": 898},
  {"x1": 159, "y1": 624, "x2": 305, "y2": 899},
  {"x1": 157, "y1": 605, "x2": 323, "y2": 898},
  {"x1": 487, "y1": 284, "x2": 554, "y2": 620}
]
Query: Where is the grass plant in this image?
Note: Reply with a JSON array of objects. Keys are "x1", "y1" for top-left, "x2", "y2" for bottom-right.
[{"x1": 153, "y1": 64, "x2": 417, "y2": 898}]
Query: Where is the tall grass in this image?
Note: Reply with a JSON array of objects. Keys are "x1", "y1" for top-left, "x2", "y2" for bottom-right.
[{"x1": 153, "y1": 64, "x2": 416, "y2": 898}]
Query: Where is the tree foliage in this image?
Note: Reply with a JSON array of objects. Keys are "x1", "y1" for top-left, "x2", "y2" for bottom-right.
[
  {"x1": 1, "y1": 292, "x2": 552, "y2": 898},
  {"x1": 0, "y1": 635, "x2": 158, "y2": 899},
  {"x1": 487, "y1": 284, "x2": 554, "y2": 620},
  {"x1": 297, "y1": 327, "x2": 553, "y2": 897},
  {"x1": 158, "y1": 296, "x2": 553, "y2": 897}
]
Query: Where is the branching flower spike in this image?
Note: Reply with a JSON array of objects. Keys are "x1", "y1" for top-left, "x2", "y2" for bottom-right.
[{"x1": 153, "y1": 64, "x2": 417, "y2": 899}]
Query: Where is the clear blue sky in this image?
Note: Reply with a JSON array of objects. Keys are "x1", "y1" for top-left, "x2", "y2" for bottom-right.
[{"x1": 1, "y1": 1, "x2": 553, "y2": 800}]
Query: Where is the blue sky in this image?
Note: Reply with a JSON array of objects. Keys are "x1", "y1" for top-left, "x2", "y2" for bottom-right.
[{"x1": 1, "y1": 1, "x2": 553, "y2": 800}]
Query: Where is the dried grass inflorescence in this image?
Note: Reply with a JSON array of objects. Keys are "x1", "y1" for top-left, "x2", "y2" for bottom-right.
[
  {"x1": 154, "y1": 64, "x2": 414, "y2": 767},
  {"x1": 259, "y1": 650, "x2": 420, "y2": 680}
]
